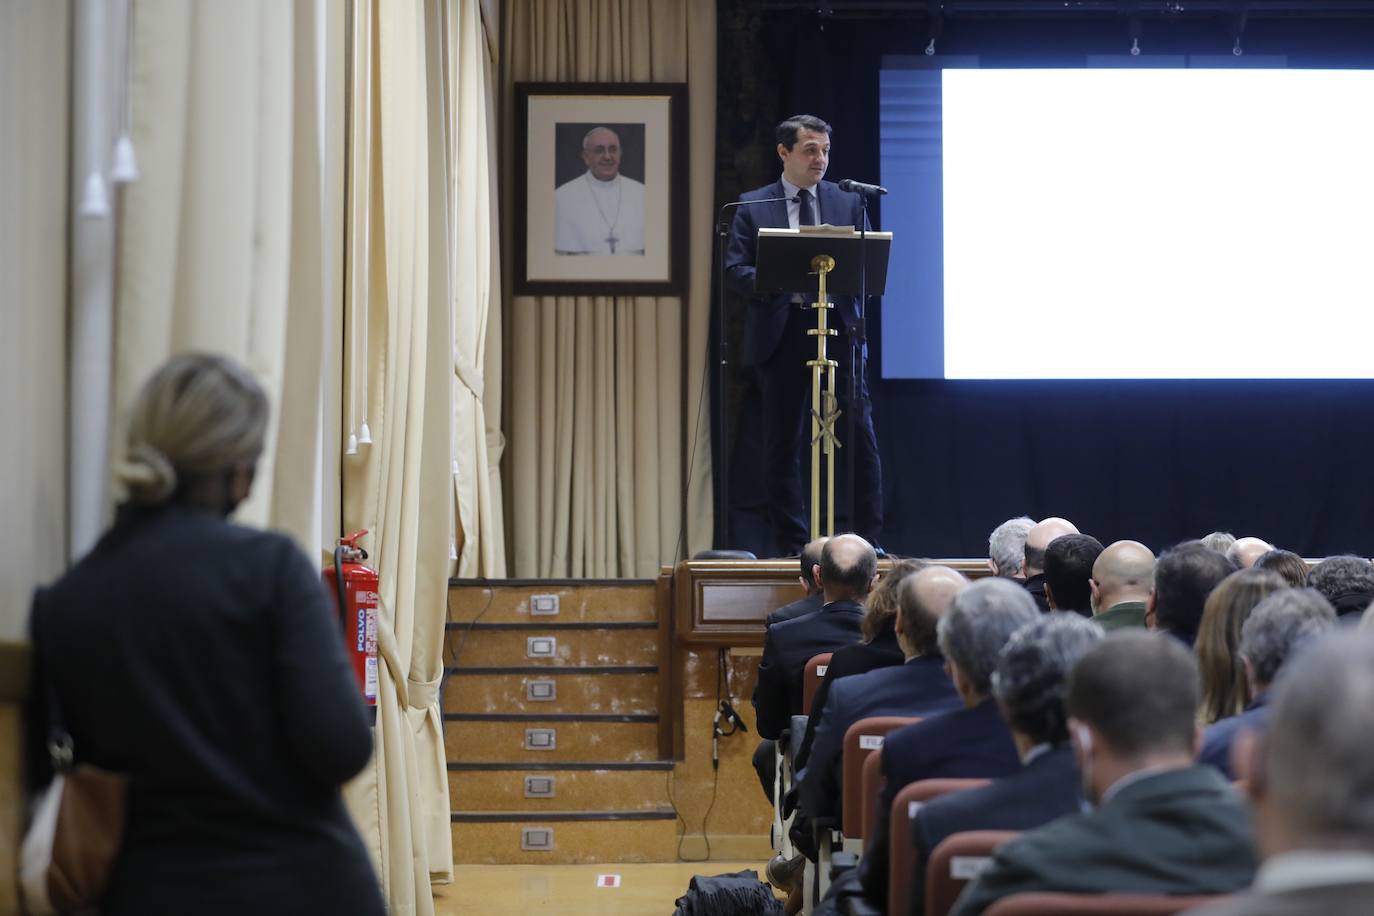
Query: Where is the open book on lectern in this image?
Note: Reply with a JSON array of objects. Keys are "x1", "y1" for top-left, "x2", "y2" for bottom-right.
[{"x1": 755, "y1": 226, "x2": 893, "y2": 297}]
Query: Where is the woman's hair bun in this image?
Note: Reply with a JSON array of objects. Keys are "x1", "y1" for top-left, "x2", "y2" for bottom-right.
[{"x1": 117, "y1": 443, "x2": 178, "y2": 504}]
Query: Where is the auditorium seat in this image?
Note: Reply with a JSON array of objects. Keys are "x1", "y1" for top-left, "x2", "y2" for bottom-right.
[
  {"x1": 860, "y1": 751, "x2": 883, "y2": 851},
  {"x1": 803, "y1": 652, "x2": 834, "y2": 715},
  {"x1": 841, "y1": 716, "x2": 920, "y2": 846},
  {"x1": 984, "y1": 892, "x2": 1231, "y2": 915},
  {"x1": 922, "y1": 828, "x2": 1017, "y2": 916}
]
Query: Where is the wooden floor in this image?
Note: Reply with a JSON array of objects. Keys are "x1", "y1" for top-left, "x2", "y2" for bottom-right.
[{"x1": 435, "y1": 861, "x2": 781, "y2": 915}]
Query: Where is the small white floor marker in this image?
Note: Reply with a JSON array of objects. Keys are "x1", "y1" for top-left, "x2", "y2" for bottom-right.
[{"x1": 596, "y1": 874, "x2": 621, "y2": 888}]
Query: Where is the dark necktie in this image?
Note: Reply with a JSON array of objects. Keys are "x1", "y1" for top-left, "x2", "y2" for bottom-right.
[{"x1": 798, "y1": 187, "x2": 816, "y2": 226}]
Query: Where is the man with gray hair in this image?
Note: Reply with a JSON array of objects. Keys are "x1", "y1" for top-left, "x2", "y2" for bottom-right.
[
  {"x1": 906, "y1": 613, "x2": 1105, "y2": 914},
  {"x1": 848, "y1": 578, "x2": 1039, "y2": 910},
  {"x1": 953, "y1": 632, "x2": 1256, "y2": 914},
  {"x1": 1199, "y1": 589, "x2": 1336, "y2": 779},
  {"x1": 1306, "y1": 555, "x2": 1374, "y2": 617},
  {"x1": 1187, "y1": 632, "x2": 1374, "y2": 915},
  {"x1": 987, "y1": 516, "x2": 1035, "y2": 579}
]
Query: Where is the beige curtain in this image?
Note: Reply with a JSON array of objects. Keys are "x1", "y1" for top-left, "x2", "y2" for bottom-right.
[
  {"x1": 114, "y1": 0, "x2": 337, "y2": 553},
  {"x1": 443, "y1": 0, "x2": 507, "y2": 578},
  {"x1": 505, "y1": 0, "x2": 717, "y2": 578},
  {"x1": 341, "y1": 0, "x2": 475, "y2": 909},
  {"x1": 0, "y1": 1, "x2": 71, "y2": 641}
]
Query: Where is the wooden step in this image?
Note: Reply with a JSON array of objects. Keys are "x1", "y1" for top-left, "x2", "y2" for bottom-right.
[
  {"x1": 449, "y1": 766, "x2": 670, "y2": 812},
  {"x1": 445, "y1": 718, "x2": 660, "y2": 763},
  {"x1": 442, "y1": 670, "x2": 658, "y2": 716},
  {"x1": 450, "y1": 813, "x2": 677, "y2": 865},
  {"x1": 445, "y1": 626, "x2": 659, "y2": 668},
  {"x1": 448, "y1": 580, "x2": 657, "y2": 625}
]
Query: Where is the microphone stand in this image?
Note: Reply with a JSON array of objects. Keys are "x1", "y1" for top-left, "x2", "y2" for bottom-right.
[
  {"x1": 715, "y1": 196, "x2": 794, "y2": 549},
  {"x1": 849, "y1": 195, "x2": 869, "y2": 542}
]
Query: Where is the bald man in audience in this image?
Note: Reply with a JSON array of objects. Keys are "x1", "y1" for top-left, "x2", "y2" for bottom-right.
[
  {"x1": 767, "y1": 537, "x2": 830, "y2": 626},
  {"x1": 1021, "y1": 517, "x2": 1078, "y2": 612},
  {"x1": 1089, "y1": 540, "x2": 1156, "y2": 630},
  {"x1": 1228, "y1": 536, "x2": 1274, "y2": 569},
  {"x1": 798, "y1": 566, "x2": 967, "y2": 827},
  {"x1": 752, "y1": 534, "x2": 876, "y2": 799},
  {"x1": 1187, "y1": 633, "x2": 1374, "y2": 916},
  {"x1": 951, "y1": 632, "x2": 1257, "y2": 914}
]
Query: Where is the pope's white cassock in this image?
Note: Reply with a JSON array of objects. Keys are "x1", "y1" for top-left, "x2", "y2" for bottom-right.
[{"x1": 554, "y1": 170, "x2": 646, "y2": 256}]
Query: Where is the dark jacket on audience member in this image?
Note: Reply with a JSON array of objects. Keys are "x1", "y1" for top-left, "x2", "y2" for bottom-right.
[
  {"x1": 799, "y1": 655, "x2": 962, "y2": 824},
  {"x1": 1199, "y1": 692, "x2": 1272, "y2": 780},
  {"x1": 25, "y1": 504, "x2": 383, "y2": 916},
  {"x1": 794, "y1": 618, "x2": 905, "y2": 772},
  {"x1": 950, "y1": 765, "x2": 1257, "y2": 916},
  {"x1": 766, "y1": 591, "x2": 825, "y2": 628},
  {"x1": 858, "y1": 699, "x2": 1022, "y2": 906},
  {"x1": 753, "y1": 599, "x2": 865, "y2": 739},
  {"x1": 907, "y1": 744, "x2": 1083, "y2": 915},
  {"x1": 1022, "y1": 574, "x2": 1051, "y2": 613}
]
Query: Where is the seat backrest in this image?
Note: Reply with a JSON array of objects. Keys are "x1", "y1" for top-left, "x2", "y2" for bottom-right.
[
  {"x1": 922, "y1": 828, "x2": 1018, "y2": 916},
  {"x1": 840, "y1": 716, "x2": 920, "y2": 839},
  {"x1": 860, "y1": 749, "x2": 884, "y2": 850},
  {"x1": 802, "y1": 652, "x2": 834, "y2": 714},
  {"x1": 984, "y1": 893, "x2": 1232, "y2": 916}
]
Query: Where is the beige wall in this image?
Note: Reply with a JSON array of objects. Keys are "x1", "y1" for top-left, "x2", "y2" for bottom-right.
[{"x1": 0, "y1": 0, "x2": 71, "y2": 641}]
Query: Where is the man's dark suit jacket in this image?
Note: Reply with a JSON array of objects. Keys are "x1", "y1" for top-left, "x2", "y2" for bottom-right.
[
  {"x1": 857, "y1": 699, "x2": 1022, "y2": 906},
  {"x1": 1200, "y1": 691, "x2": 1271, "y2": 780},
  {"x1": 794, "y1": 618, "x2": 904, "y2": 772},
  {"x1": 907, "y1": 744, "x2": 1082, "y2": 915},
  {"x1": 723, "y1": 178, "x2": 866, "y2": 367},
  {"x1": 798, "y1": 655, "x2": 961, "y2": 825},
  {"x1": 766, "y1": 591, "x2": 825, "y2": 628},
  {"x1": 950, "y1": 766, "x2": 1257, "y2": 916},
  {"x1": 752, "y1": 599, "x2": 865, "y2": 739}
]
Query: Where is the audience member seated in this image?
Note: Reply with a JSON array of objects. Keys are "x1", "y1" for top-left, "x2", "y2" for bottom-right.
[
  {"x1": 1305, "y1": 555, "x2": 1374, "y2": 617},
  {"x1": 796, "y1": 558, "x2": 928, "y2": 774},
  {"x1": 908, "y1": 613, "x2": 1105, "y2": 915},
  {"x1": 1200, "y1": 531, "x2": 1237, "y2": 555},
  {"x1": 1199, "y1": 588, "x2": 1336, "y2": 780},
  {"x1": 752, "y1": 533, "x2": 877, "y2": 799},
  {"x1": 820, "y1": 578, "x2": 1039, "y2": 914},
  {"x1": 1253, "y1": 549, "x2": 1309, "y2": 589},
  {"x1": 950, "y1": 631, "x2": 1257, "y2": 915},
  {"x1": 799, "y1": 566, "x2": 968, "y2": 827},
  {"x1": 988, "y1": 517, "x2": 1035, "y2": 580},
  {"x1": 769, "y1": 537, "x2": 830, "y2": 626},
  {"x1": 1148, "y1": 542, "x2": 1237, "y2": 647},
  {"x1": 1043, "y1": 534, "x2": 1104, "y2": 617},
  {"x1": 1088, "y1": 540, "x2": 1155, "y2": 631},
  {"x1": 1194, "y1": 568, "x2": 1286, "y2": 724},
  {"x1": 23, "y1": 353, "x2": 384, "y2": 916},
  {"x1": 1227, "y1": 536, "x2": 1274, "y2": 569},
  {"x1": 1020, "y1": 518, "x2": 1078, "y2": 612},
  {"x1": 1186, "y1": 632, "x2": 1374, "y2": 916}
]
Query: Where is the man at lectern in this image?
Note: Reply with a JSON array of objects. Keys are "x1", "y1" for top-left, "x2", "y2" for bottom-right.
[{"x1": 724, "y1": 113, "x2": 883, "y2": 556}]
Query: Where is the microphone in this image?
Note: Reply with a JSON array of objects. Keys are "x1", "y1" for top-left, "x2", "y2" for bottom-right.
[
  {"x1": 717, "y1": 195, "x2": 797, "y2": 228},
  {"x1": 838, "y1": 178, "x2": 888, "y2": 197}
]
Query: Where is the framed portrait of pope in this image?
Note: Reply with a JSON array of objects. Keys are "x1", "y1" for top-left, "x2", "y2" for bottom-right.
[{"x1": 516, "y1": 83, "x2": 687, "y2": 296}]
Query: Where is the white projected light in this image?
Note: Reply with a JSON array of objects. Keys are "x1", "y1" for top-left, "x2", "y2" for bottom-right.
[{"x1": 940, "y1": 69, "x2": 1374, "y2": 379}]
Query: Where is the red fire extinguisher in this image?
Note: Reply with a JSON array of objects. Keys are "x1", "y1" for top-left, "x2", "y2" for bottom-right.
[{"x1": 324, "y1": 530, "x2": 378, "y2": 712}]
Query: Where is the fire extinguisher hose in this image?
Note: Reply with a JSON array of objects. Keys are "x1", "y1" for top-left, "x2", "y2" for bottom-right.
[{"x1": 332, "y1": 545, "x2": 349, "y2": 632}]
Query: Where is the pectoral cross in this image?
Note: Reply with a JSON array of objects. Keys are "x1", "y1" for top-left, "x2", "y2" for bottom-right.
[{"x1": 605, "y1": 233, "x2": 619, "y2": 254}]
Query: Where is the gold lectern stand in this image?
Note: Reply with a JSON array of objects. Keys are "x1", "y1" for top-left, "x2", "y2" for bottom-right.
[{"x1": 754, "y1": 226, "x2": 894, "y2": 541}]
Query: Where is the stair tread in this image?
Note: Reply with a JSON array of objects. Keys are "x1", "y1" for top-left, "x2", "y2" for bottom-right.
[{"x1": 451, "y1": 808, "x2": 676, "y2": 821}]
